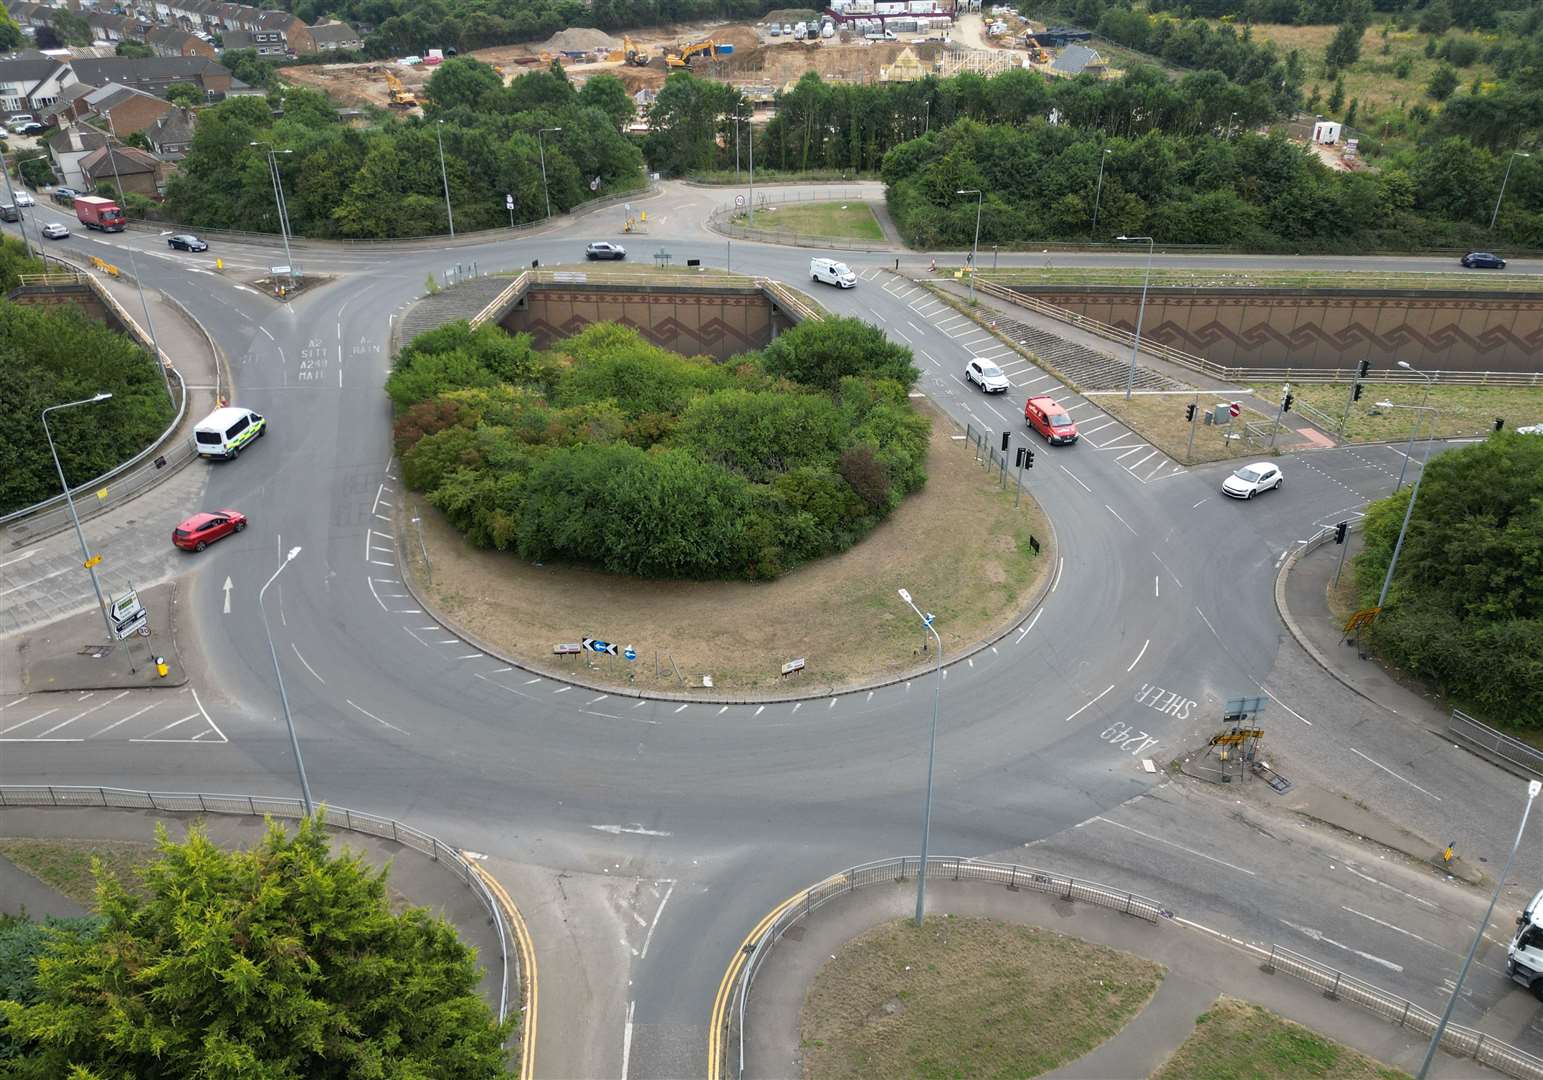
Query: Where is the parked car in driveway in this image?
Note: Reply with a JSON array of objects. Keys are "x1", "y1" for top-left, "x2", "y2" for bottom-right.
[
  {"x1": 585, "y1": 241, "x2": 626, "y2": 260},
  {"x1": 173, "y1": 509, "x2": 247, "y2": 552},
  {"x1": 1221, "y1": 461, "x2": 1283, "y2": 499},
  {"x1": 41, "y1": 221, "x2": 69, "y2": 239},
  {"x1": 1461, "y1": 251, "x2": 1507, "y2": 269},
  {"x1": 965, "y1": 358, "x2": 1010, "y2": 392},
  {"x1": 168, "y1": 234, "x2": 208, "y2": 252}
]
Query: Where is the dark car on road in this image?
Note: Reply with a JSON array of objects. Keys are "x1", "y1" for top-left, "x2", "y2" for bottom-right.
[
  {"x1": 168, "y1": 234, "x2": 208, "y2": 252},
  {"x1": 585, "y1": 241, "x2": 626, "y2": 260},
  {"x1": 1461, "y1": 251, "x2": 1507, "y2": 269},
  {"x1": 51, "y1": 187, "x2": 80, "y2": 206},
  {"x1": 173, "y1": 509, "x2": 247, "y2": 552}
]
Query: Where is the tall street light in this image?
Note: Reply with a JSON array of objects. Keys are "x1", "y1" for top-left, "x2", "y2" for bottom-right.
[
  {"x1": 435, "y1": 120, "x2": 455, "y2": 238},
  {"x1": 102, "y1": 115, "x2": 171, "y2": 408},
  {"x1": 42, "y1": 394, "x2": 117, "y2": 643},
  {"x1": 957, "y1": 188, "x2": 982, "y2": 302},
  {"x1": 1372, "y1": 400, "x2": 1437, "y2": 611},
  {"x1": 897, "y1": 588, "x2": 942, "y2": 927},
  {"x1": 1, "y1": 147, "x2": 52, "y2": 270},
  {"x1": 259, "y1": 545, "x2": 315, "y2": 816},
  {"x1": 734, "y1": 110, "x2": 755, "y2": 226},
  {"x1": 1417, "y1": 779, "x2": 1542, "y2": 1079},
  {"x1": 1490, "y1": 151, "x2": 1531, "y2": 232},
  {"x1": 249, "y1": 141, "x2": 296, "y2": 284},
  {"x1": 1117, "y1": 235, "x2": 1154, "y2": 400},
  {"x1": 1392, "y1": 359, "x2": 1432, "y2": 493},
  {"x1": 537, "y1": 126, "x2": 562, "y2": 221},
  {"x1": 1090, "y1": 148, "x2": 1111, "y2": 239}
]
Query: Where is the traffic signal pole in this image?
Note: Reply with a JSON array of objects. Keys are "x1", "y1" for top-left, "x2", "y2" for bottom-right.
[{"x1": 1185, "y1": 390, "x2": 1199, "y2": 463}]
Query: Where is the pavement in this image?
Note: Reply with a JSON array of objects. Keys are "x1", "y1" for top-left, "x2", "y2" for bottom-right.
[
  {"x1": 740, "y1": 877, "x2": 1485, "y2": 1079},
  {"x1": 0, "y1": 807, "x2": 511, "y2": 1015},
  {"x1": 1, "y1": 580, "x2": 186, "y2": 694}
]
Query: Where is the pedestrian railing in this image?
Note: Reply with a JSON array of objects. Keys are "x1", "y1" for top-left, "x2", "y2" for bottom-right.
[
  {"x1": 1263, "y1": 943, "x2": 1543, "y2": 1080},
  {"x1": 0, "y1": 785, "x2": 514, "y2": 1029},
  {"x1": 720, "y1": 856, "x2": 1166, "y2": 1078},
  {"x1": 1449, "y1": 709, "x2": 1543, "y2": 778}
]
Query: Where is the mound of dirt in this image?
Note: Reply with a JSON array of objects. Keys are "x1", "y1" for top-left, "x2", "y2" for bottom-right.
[
  {"x1": 709, "y1": 25, "x2": 761, "y2": 53},
  {"x1": 542, "y1": 27, "x2": 621, "y2": 52}
]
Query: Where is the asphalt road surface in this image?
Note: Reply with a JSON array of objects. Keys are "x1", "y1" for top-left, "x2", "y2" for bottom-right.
[{"x1": 5, "y1": 184, "x2": 1543, "y2": 1078}]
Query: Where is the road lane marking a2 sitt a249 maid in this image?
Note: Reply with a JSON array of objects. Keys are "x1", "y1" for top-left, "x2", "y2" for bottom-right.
[
  {"x1": 1099, "y1": 720, "x2": 1159, "y2": 757},
  {"x1": 1134, "y1": 683, "x2": 1198, "y2": 719}
]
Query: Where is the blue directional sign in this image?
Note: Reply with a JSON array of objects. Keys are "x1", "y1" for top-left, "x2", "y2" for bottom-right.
[
  {"x1": 623, "y1": 645, "x2": 637, "y2": 662},
  {"x1": 582, "y1": 636, "x2": 619, "y2": 656}
]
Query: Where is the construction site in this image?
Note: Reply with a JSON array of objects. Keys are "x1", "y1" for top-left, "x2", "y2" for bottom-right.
[{"x1": 275, "y1": 8, "x2": 1117, "y2": 116}]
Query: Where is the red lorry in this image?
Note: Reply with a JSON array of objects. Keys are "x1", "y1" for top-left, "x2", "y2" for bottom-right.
[{"x1": 74, "y1": 195, "x2": 125, "y2": 232}]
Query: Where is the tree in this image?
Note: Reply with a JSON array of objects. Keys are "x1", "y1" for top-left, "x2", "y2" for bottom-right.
[
  {"x1": 45, "y1": 8, "x2": 90, "y2": 45},
  {"x1": 165, "y1": 81, "x2": 204, "y2": 107},
  {"x1": 114, "y1": 39, "x2": 154, "y2": 58},
  {"x1": 1345, "y1": 96, "x2": 1359, "y2": 127},
  {"x1": 0, "y1": 817, "x2": 515, "y2": 1077},
  {"x1": 1328, "y1": 76, "x2": 1346, "y2": 113},
  {"x1": 426, "y1": 56, "x2": 504, "y2": 111},
  {"x1": 644, "y1": 72, "x2": 740, "y2": 176},
  {"x1": 760, "y1": 317, "x2": 919, "y2": 391},
  {"x1": 0, "y1": 10, "x2": 22, "y2": 50},
  {"x1": 576, "y1": 72, "x2": 635, "y2": 130},
  {"x1": 1427, "y1": 63, "x2": 1460, "y2": 100},
  {"x1": 1324, "y1": 0, "x2": 1371, "y2": 72},
  {"x1": 1419, "y1": 0, "x2": 1453, "y2": 33}
]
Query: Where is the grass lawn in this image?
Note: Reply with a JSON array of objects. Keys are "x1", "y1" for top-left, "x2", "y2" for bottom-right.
[
  {"x1": 973, "y1": 267, "x2": 1542, "y2": 293},
  {"x1": 405, "y1": 404, "x2": 1054, "y2": 693},
  {"x1": 1290, "y1": 383, "x2": 1543, "y2": 442},
  {"x1": 1154, "y1": 997, "x2": 1409, "y2": 1080},
  {"x1": 800, "y1": 915, "x2": 1163, "y2": 1079},
  {"x1": 0, "y1": 837, "x2": 159, "y2": 905},
  {"x1": 1091, "y1": 391, "x2": 1282, "y2": 464},
  {"x1": 733, "y1": 200, "x2": 885, "y2": 241}
]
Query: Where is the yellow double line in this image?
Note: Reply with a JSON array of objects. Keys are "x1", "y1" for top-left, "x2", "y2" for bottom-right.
[
  {"x1": 469, "y1": 859, "x2": 539, "y2": 1080},
  {"x1": 707, "y1": 875, "x2": 844, "y2": 1080}
]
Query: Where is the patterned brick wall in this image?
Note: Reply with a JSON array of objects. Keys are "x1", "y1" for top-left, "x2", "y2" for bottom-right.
[
  {"x1": 1013, "y1": 287, "x2": 1543, "y2": 374},
  {"x1": 502, "y1": 285, "x2": 792, "y2": 360}
]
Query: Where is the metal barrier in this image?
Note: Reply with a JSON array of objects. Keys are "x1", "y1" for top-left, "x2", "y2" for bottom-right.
[
  {"x1": 1263, "y1": 943, "x2": 1543, "y2": 1080},
  {"x1": 724, "y1": 856, "x2": 1166, "y2": 1078},
  {"x1": 0, "y1": 785, "x2": 513, "y2": 1028},
  {"x1": 1449, "y1": 709, "x2": 1543, "y2": 777}
]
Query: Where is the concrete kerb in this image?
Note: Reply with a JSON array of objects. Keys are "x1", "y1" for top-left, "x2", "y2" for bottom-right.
[
  {"x1": 390, "y1": 478, "x2": 1061, "y2": 706},
  {"x1": 1273, "y1": 540, "x2": 1388, "y2": 715},
  {"x1": 703, "y1": 206, "x2": 904, "y2": 254}
]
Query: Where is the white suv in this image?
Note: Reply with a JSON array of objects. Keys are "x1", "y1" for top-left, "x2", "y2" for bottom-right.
[{"x1": 966, "y1": 358, "x2": 1010, "y2": 392}]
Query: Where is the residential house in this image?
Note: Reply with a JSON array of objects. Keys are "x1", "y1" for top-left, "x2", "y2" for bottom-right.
[
  {"x1": 85, "y1": 11, "x2": 131, "y2": 42},
  {"x1": 146, "y1": 25, "x2": 215, "y2": 58},
  {"x1": 1049, "y1": 43, "x2": 1106, "y2": 77},
  {"x1": 220, "y1": 27, "x2": 284, "y2": 56},
  {"x1": 67, "y1": 55, "x2": 234, "y2": 99},
  {"x1": 80, "y1": 81, "x2": 170, "y2": 133},
  {"x1": 307, "y1": 19, "x2": 360, "y2": 51},
  {"x1": 0, "y1": 54, "x2": 68, "y2": 118},
  {"x1": 45, "y1": 122, "x2": 109, "y2": 186},
  {"x1": 5, "y1": 3, "x2": 52, "y2": 37},
  {"x1": 143, "y1": 102, "x2": 192, "y2": 158},
  {"x1": 80, "y1": 142, "x2": 161, "y2": 194},
  {"x1": 255, "y1": 9, "x2": 312, "y2": 53},
  {"x1": 38, "y1": 79, "x2": 91, "y2": 123}
]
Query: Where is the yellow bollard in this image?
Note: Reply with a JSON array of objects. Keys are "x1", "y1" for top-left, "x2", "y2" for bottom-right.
[{"x1": 155, "y1": 656, "x2": 169, "y2": 679}]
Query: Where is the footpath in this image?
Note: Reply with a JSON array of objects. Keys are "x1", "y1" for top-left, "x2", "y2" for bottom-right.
[{"x1": 741, "y1": 879, "x2": 1482, "y2": 1079}]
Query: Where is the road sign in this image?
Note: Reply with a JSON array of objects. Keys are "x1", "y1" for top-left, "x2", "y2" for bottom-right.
[
  {"x1": 110, "y1": 588, "x2": 147, "y2": 640},
  {"x1": 553, "y1": 642, "x2": 583, "y2": 655},
  {"x1": 113, "y1": 612, "x2": 147, "y2": 640},
  {"x1": 623, "y1": 645, "x2": 637, "y2": 662},
  {"x1": 583, "y1": 637, "x2": 619, "y2": 656},
  {"x1": 1229, "y1": 402, "x2": 1241, "y2": 418},
  {"x1": 1343, "y1": 607, "x2": 1381, "y2": 634},
  {"x1": 735, "y1": 194, "x2": 746, "y2": 207},
  {"x1": 782, "y1": 657, "x2": 806, "y2": 675},
  {"x1": 505, "y1": 194, "x2": 514, "y2": 209}
]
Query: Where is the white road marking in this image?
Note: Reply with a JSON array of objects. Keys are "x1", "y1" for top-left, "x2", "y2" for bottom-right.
[
  {"x1": 553, "y1": 686, "x2": 572, "y2": 694},
  {"x1": 1051, "y1": 557, "x2": 1063, "y2": 593},
  {"x1": 1126, "y1": 639, "x2": 1149, "y2": 672},
  {"x1": 1104, "y1": 504, "x2": 1138, "y2": 536},
  {"x1": 1059, "y1": 465, "x2": 1092, "y2": 493},
  {"x1": 591, "y1": 824, "x2": 671, "y2": 837},
  {"x1": 0, "y1": 551, "x2": 37, "y2": 569},
  {"x1": 1350, "y1": 748, "x2": 1442, "y2": 801},
  {"x1": 754, "y1": 705, "x2": 765, "y2": 716},
  {"x1": 87, "y1": 702, "x2": 158, "y2": 738},
  {"x1": 640, "y1": 880, "x2": 675, "y2": 959},
  {"x1": 622, "y1": 1000, "x2": 635, "y2": 1080},
  {"x1": 1154, "y1": 575, "x2": 1160, "y2": 598},
  {"x1": 1260, "y1": 688, "x2": 1313, "y2": 727},
  {"x1": 1192, "y1": 498, "x2": 1209, "y2": 509},
  {"x1": 1340, "y1": 864, "x2": 1439, "y2": 910},
  {"x1": 1342, "y1": 906, "x2": 1443, "y2": 949},
  {"x1": 346, "y1": 698, "x2": 409, "y2": 734},
  {"x1": 1016, "y1": 608, "x2": 1043, "y2": 641},
  {"x1": 0, "y1": 566, "x2": 71, "y2": 597},
  {"x1": 1115, "y1": 446, "x2": 1144, "y2": 461},
  {"x1": 291, "y1": 642, "x2": 326, "y2": 684},
  {"x1": 717, "y1": 705, "x2": 728, "y2": 715},
  {"x1": 1063, "y1": 684, "x2": 1115, "y2": 724},
  {"x1": 1090, "y1": 816, "x2": 1257, "y2": 876},
  {"x1": 674, "y1": 703, "x2": 688, "y2": 713},
  {"x1": 36, "y1": 690, "x2": 129, "y2": 737},
  {"x1": 0, "y1": 696, "x2": 30, "y2": 709},
  {"x1": 1280, "y1": 919, "x2": 1401, "y2": 971},
  {"x1": 136, "y1": 713, "x2": 199, "y2": 739}
]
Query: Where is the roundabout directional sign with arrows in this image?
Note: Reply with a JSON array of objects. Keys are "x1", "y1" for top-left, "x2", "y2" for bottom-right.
[{"x1": 583, "y1": 636, "x2": 619, "y2": 656}]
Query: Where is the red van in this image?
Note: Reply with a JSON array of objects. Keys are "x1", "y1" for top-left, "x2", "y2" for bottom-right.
[{"x1": 1024, "y1": 395, "x2": 1078, "y2": 445}]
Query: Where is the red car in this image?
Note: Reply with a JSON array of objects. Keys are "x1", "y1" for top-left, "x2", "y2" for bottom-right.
[
  {"x1": 173, "y1": 509, "x2": 247, "y2": 552},
  {"x1": 1025, "y1": 395, "x2": 1078, "y2": 445}
]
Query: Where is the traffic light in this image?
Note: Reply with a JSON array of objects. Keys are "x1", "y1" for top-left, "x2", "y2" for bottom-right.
[
  {"x1": 1282, "y1": 391, "x2": 1295, "y2": 413},
  {"x1": 1356, "y1": 360, "x2": 1371, "y2": 378},
  {"x1": 1185, "y1": 402, "x2": 1196, "y2": 421},
  {"x1": 1015, "y1": 447, "x2": 1026, "y2": 468},
  {"x1": 1025, "y1": 449, "x2": 1036, "y2": 469},
  {"x1": 1352, "y1": 382, "x2": 1364, "y2": 402},
  {"x1": 1335, "y1": 521, "x2": 1348, "y2": 544},
  {"x1": 1496, "y1": 417, "x2": 1506, "y2": 431},
  {"x1": 1001, "y1": 430, "x2": 1010, "y2": 452}
]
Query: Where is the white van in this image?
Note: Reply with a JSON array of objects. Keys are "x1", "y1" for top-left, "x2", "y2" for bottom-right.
[
  {"x1": 810, "y1": 257, "x2": 856, "y2": 288},
  {"x1": 194, "y1": 406, "x2": 266, "y2": 459}
]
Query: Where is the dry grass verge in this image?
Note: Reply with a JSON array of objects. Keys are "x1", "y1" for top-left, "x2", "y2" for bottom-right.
[
  {"x1": 1289, "y1": 383, "x2": 1543, "y2": 443},
  {"x1": 800, "y1": 914, "x2": 1162, "y2": 1079},
  {"x1": 402, "y1": 405, "x2": 1054, "y2": 694},
  {"x1": 732, "y1": 201, "x2": 885, "y2": 241},
  {"x1": 0, "y1": 837, "x2": 158, "y2": 905},
  {"x1": 1153, "y1": 997, "x2": 1409, "y2": 1080},
  {"x1": 1091, "y1": 392, "x2": 1288, "y2": 465}
]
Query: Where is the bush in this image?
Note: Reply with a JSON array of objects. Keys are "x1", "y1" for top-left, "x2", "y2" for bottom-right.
[
  {"x1": 674, "y1": 389, "x2": 847, "y2": 482},
  {"x1": 760, "y1": 317, "x2": 919, "y2": 391}
]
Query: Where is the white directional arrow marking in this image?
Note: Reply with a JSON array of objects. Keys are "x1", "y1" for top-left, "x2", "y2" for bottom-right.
[{"x1": 222, "y1": 576, "x2": 233, "y2": 614}]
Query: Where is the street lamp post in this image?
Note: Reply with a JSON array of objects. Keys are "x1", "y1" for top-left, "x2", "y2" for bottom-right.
[
  {"x1": 1372, "y1": 401, "x2": 1437, "y2": 611},
  {"x1": 258, "y1": 546, "x2": 315, "y2": 816},
  {"x1": 0, "y1": 150, "x2": 51, "y2": 270},
  {"x1": 101, "y1": 116, "x2": 171, "y2": 407},
  {"x1": 1490, "y1": 151, "x2": 1531, "y2": 232},
  {"x1": 734, "y1": 111, "x2": 756, "y2": 226},
  {"x1": 1392, "y1": 360, "x2": 1432, "y2": 493},
  {"x1": 1227, "y1": 111, "x2": 1238, "y2": 139},
  {"x1": 249, "y1": 142, "x2": 296, "y2": 285},
  {"x1": 957, "y1": 188, "x2": 982, "y2": 302},
  {"x1": 538, "y1": 126, "x2": 562, "y2": 221},
  {"x1": 1117, "y1": 235, "x2": 1155, "y2": 400},
  {"x1": 435, "y1": 121, "x2": 455, "y2": 238},
  {"x1": 1090, "y1": 148, "x2": 1111, "y2": 238},
  {"x1": 1417, "y1": 779, "x2": 1542, "y2": 1079},
  {"x1": 42, "y1": 395, "x2": 117, "y2": 643},
  {"x1": 897, "y1": 588, "x2": 942, "y2": 927}
]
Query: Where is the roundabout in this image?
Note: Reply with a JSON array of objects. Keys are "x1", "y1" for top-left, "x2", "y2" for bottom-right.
[{"x1": 4, "y1": 183, "x2": 1543, "y2": 1077}]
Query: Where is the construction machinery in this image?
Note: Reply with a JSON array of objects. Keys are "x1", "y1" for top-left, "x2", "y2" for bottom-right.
[
  {"x1": 664, "y1": 39, "x2": 733, "y2": 68},
  {"x1": 623, "y1": 35, "x2": 651, "y2": 66},
  {"x1": 385, "y1": 71, "x2": 418, "y2": 110}
]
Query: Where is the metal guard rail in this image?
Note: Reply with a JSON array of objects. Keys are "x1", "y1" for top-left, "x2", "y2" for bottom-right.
[
  {"x1": 726, "y1": 856, "x2": 1167, "y2": 1078},
  {"x1": 1265, "y1": 944, "x2": 1543, "y2": 1080},
  {"x1": 1449, "y1": 709, "x2": 1543, "y2": 778},
  {"x1": 0, "y1": 785, "x2": 513, "y2": 1028}
]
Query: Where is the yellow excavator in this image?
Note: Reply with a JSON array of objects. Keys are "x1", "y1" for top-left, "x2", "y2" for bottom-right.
[
  {"x1": 623, "y1": 35, "x2": 651, "y2": 66},
  {"x1": 665, "y1": 39, "x2": 723, "y2": 68},
  {"x1": 385, "y1": 71, "x2": 418, "y2": 110}
]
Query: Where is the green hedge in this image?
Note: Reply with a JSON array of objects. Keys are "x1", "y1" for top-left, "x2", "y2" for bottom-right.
[{"x1": 391, "y1": 317, "x2": 925, "y2": 579}]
